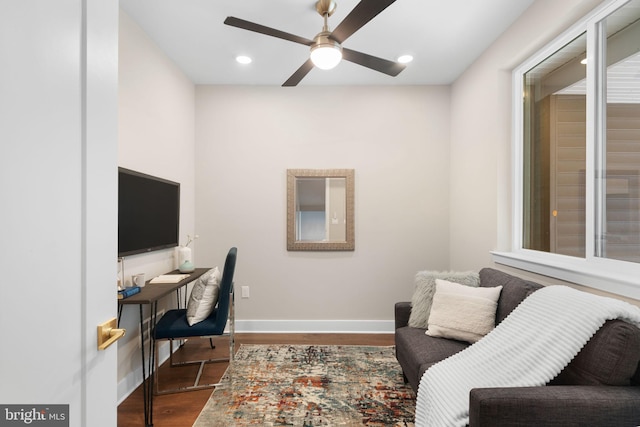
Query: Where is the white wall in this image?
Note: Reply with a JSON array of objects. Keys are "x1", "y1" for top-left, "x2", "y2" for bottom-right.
[
  {"x1": 194, "y1": 85, "x2": 451, "y2": 331},
  {"x1": 117, "y1": 9, "x2": 196, "y2": 399}
]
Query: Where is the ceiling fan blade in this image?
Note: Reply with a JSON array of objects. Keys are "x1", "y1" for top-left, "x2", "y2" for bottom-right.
[
  {"x1": 224, "y1": 17, "x2": 314, "y2": 46},
  {"x1": 330, "y1": 0, "x2": 397, "y2": 44},
  {"x1": 283, "y1": 59, "x2": 315, "y2": 87},
  {"x1": 342, "y1": 48, "x2": 405, "y2": 77}
]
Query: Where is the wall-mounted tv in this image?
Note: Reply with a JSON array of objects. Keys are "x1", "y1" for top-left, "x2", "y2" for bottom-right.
[{"x1": 118, "y1": 167, "x2": 180, "y2": 257}]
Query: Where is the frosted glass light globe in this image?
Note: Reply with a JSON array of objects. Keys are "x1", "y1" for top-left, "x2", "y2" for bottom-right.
[
  {"x1": 310, "y1": 46, "x2": 342, "y2": 70},
  {"x1": 310, "y1": 33, "x2": 342, "y2": 70}
]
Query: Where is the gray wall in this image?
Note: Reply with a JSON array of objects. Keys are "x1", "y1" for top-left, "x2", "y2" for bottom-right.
[{"x1": 194, "y1": 85, "x2": 451, "y2": 331}]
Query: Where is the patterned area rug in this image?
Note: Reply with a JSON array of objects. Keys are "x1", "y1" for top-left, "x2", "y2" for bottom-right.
[{"x1": 193, "y1": 344, "x2": 415, "y2": 426}]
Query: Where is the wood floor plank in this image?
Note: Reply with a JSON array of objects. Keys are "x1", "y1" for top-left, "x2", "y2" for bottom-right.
[{"x1": 117, "y1": 333, "x2": 395, "y2": 427}]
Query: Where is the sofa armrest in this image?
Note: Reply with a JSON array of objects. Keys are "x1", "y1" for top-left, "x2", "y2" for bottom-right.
[
  {"x1": 395, "y1": 302, "x2": 412, "y2": 329},
  {"x1": 469, "y1": 386, "x2": 640, "y2": 427}
]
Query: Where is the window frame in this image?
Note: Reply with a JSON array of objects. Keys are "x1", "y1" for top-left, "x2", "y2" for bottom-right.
[{"x1": 493, "y1": 0, "x2": 640, "y2": 300}]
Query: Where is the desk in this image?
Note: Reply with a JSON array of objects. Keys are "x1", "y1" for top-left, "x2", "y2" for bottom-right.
[{"x1": 118, "y1": 268, "x2": 210, "y2": 427}]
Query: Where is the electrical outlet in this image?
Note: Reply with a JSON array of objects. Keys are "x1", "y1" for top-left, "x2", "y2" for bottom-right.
[{"x1": 241, "y1": 286, "x2": 250, "y2": 299}]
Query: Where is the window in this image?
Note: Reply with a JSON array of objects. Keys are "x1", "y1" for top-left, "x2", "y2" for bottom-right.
[
  {"x1": 600, "y1": 3, "x2": 640, "y2": 263},
  {"x1": 494, "y1": 0, "x2": 640, "y2": 299},
  {"x1": 522, "y1": 33, "x2": 588, "y2": 258}
]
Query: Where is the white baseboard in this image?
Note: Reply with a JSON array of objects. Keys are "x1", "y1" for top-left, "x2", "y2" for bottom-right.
[
  {"x1": 117, "y1": 320, "x2": 394, "y2": 403},
  {"x1": 234, "y1": 319, "x2": 395, "y2": 334}
]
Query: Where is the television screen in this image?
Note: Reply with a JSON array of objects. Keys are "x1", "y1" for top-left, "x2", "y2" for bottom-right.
[{"x1": 118, "y1": 167, "x2": 180, "y2": 257}]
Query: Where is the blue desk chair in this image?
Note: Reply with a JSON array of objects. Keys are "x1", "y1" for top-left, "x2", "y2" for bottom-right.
[{"x1": 153, "y1": 247, "x2": 237, "y2": 394}]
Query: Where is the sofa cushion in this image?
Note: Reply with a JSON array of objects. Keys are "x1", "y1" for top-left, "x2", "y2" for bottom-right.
[
  {"x1": 409, "y1": 271, "x2": 480, "y2": 328},
  {"x1": 395, "y1": 325, "x2": 469, "y2": 392},
  {"x1": 479, "y1": 268, "x2": 543, "y2": 324},
  {"x1": 426, "y1": 279, "x2": 503, "y2": 343},
  {"x1": 552, "y1": 319, "x2": 640, "y2": 386}
]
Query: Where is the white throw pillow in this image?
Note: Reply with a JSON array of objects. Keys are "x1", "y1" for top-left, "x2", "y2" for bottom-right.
[
  {"x1": 186, "y1": 267, "x2": 221, "y2": 326},
  {"x1": 408, "y1": 271, "x2": 480, "y2": 329},
  {"x1": 426, "y1": 278, "x2": 503, "y2": 343}
]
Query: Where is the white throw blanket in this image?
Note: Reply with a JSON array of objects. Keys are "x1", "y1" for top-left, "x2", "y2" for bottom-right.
[{"x1": 415, "y1": 285, "x2": 640, "y2": 427}]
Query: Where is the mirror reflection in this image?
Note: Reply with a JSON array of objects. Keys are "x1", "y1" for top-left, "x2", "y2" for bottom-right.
[
  {"x1": 295, "y1": 177, "x2": 346, "y2": 241},
  {"x1": 287, "y1": 169, "x2": 354, "y2": 251}
]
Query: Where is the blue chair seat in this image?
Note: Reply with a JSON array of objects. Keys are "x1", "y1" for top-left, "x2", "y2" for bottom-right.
[{"x1": 154, "y1": 307, "x2": 225, "y2": 339}]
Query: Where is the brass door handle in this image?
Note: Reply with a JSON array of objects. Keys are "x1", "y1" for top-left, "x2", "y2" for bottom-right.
[{"x1": 98, "y1": 318, "x2": 126, "y2": 351}]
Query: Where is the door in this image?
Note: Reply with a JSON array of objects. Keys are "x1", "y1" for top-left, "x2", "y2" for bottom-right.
[{"x1": 0, "y1": 1, "x2": 119, "y2": 426}]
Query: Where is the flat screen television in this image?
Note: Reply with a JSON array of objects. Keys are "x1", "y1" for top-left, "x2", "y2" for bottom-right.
[{"x1": 118, "y1": 167, "x2": 180, "y2": 257}]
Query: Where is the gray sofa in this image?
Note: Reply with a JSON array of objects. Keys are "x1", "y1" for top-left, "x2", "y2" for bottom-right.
[{"x1": 395, "y1": 268, "x2": 640, "y2": 426}]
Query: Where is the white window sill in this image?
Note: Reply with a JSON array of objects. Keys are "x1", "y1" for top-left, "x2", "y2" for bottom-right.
[{"x1": 491, "y1": 250, "x2": 640, "y2": 301}]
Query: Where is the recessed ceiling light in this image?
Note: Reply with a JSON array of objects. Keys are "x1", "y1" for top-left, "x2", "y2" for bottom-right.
[
  {"x1": 397, "y1": 54, "x2": 414, "y2": 64},
  {"x1": 580, "y1": 57, "x2": 588, "y2": 65},
  {"x1": 236, "y1": 55, "x2": 252, "y2": 65}
]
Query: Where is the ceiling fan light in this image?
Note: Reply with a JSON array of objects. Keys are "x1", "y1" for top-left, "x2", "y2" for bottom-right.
[
  {"x1": 310, "y1": 33, "x2": 342, "y2": 70},
  {"x1": 311, "y1": 46, "x2": 342, "y2": 70}
]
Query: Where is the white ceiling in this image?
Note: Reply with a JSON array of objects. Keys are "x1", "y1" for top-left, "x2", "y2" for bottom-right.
[{"x1": 119, "y1": 0, "x2": 535, "y2": 86}]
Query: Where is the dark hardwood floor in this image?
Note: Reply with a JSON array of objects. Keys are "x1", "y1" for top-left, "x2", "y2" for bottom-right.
[{"x1": 117, "y1": 333, "x2": 395, "y2": 427}]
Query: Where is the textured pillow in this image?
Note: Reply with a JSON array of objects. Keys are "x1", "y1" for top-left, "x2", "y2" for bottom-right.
[
  {"x1": 186, "y1": 267, "x2": 221, "y2": 326},
  {"x1": 426, "y1": 279, "x2": 503, "y2": 343},
  {"x1": 408, "y1": 271, "x2": 480, "y2": 328}
]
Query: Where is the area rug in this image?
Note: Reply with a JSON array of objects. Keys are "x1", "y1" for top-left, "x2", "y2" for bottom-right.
[{"x1": 193, "y1": 344, "x2": 415, "y2": 426}]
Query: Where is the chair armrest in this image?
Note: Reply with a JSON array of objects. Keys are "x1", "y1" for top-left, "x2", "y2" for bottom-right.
[
  {"x1": 469, "y1": 386, "x2": 640, "y2": 427},
  {"x1": 394, "y1": 302, "x2": 412, "y2": 329}
]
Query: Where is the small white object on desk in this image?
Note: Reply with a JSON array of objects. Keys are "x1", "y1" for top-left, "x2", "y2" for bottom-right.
[
  {"x1": 177, "y1": 246, "x2": 192, "y2": 267},
  {"x1": 149, "y1": 274, "x2": 191, "y2": 284},
  {"x1": 132, "y1": 273, "x2": 146, "y2": 287}
]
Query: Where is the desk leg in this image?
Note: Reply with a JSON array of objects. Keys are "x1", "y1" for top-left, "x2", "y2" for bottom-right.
[
  {"x1": 137, "y1": 304, "x2": 152, "y2": 427},
  {"x1": 117, "y1": 305, "x2": 123, "y2": 327},
  {"x1": 146, "y1": 301, "x2": 159, "y2": 427}
]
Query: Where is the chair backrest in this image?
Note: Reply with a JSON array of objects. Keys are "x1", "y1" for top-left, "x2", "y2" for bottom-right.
[{"x1": 209, "y1": 247, "x2": 237, "y2": 334}]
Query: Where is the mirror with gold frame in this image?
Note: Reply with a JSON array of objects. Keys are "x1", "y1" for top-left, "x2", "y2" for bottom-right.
[{"x1": 287, "y1": 169, "x2": 355, "y2": 251}]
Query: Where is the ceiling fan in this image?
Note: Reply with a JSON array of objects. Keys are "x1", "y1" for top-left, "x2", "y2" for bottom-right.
[{"x1": 224, "y1": 0, "x2": 406, "y2": 86}]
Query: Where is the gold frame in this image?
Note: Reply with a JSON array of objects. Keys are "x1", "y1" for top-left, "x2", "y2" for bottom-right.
[{"x1": 287, "y1": 169, "x2": 355, "y2": 251}]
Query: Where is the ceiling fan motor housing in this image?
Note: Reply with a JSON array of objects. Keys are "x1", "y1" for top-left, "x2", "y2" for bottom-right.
[{"x1": 316, "y1": 0, "x2": 337, "y2": 17}]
